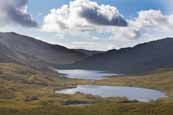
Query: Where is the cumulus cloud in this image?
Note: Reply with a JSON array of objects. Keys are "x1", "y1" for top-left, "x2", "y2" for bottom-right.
[
  {"x1": 64, "y1": 10, "x2": 173, "y2": 50},
  {"x1": 41, "y1": 8, "x2": 173, "y2": 50},
  {"x1": 0, "y1": 0, "x2": 38, "y2": 27},
  {"x1": 122, "y1": 10, "x2": 172, "y2": 39},
  {"x1": 108, "y1": 10, "x2": 173, "y2": 49},
  {"x1": 42, "y1": 0, "x2": 127, "y2": 32}
]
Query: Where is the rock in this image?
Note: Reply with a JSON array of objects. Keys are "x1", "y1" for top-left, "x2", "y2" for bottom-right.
[
  {"x1": 24, "y1": 96, "x2": 39, "y2": 102},
  {"x1": 64, "y1": 100, "x2": 94, "y2": 106}
]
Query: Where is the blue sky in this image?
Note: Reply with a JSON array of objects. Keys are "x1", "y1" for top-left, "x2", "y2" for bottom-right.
[
  {"x1": 28, "y1": 0, "x2": 70, "y2": 23},
  {"x1": 28, "y1": 0, "x2": 166, "y2": 23}
]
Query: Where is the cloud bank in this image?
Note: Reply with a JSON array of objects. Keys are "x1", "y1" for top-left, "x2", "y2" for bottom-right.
[
  {"x1": 46, "y1": 9, "x2": 173, "y2": 51},
  {"x1": 42, "y1": 4, "x2": 173, "y2": 50},
  {"x1": 0, "y1": 0, "x2": 38, "y2": 27},
  {"x1": 42, "y1": 0, "x2": 127, "y2": 32}
]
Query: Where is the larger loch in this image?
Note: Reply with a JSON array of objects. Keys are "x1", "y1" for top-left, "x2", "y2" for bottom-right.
[{"x1": 57, "y1": 85, "x2": 167, "y2": 102}]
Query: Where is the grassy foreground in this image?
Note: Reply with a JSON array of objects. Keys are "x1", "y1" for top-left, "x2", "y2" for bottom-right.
[
  {"x1": 1, "y1": 63, "x2": 173, "y2": 115},
  {"x1": 1, "y1": 101, "x2": 173, "y2": 115}
]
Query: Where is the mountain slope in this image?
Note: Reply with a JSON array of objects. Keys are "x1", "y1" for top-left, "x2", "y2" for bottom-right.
[
  {"x1": 0, "y1": 42, "x2": 24, "y2": 63},
  {"x1": 67, "y1": 38, "x2": 173, "y2": 74},
  {"x1": 73, "y1": 49, "x2": 103, "y2": 56},
  {"x1": 0, "y1": 32, "x2": 88, "y2": 69}
]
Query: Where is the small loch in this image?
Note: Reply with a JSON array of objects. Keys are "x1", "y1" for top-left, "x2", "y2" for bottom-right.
[{"x1": 56, "y1": 69, "x2": 118, "y2": 80}]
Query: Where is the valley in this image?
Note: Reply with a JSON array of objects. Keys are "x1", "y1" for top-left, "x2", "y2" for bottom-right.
[
  {"x1": 1, "y1": 0, "x2": 173, "y2": 114},
  {"x1": 0, "y1": 32, "x2": 173, "y2": 115}
]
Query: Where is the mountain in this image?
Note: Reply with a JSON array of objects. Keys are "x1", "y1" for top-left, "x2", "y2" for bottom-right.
[
  {"x1": 1, "y1": 32, "x2": 173, "y2": 74},
  {"x1": 65, "y1": 38, "x2": 173, "y2": 74},
  {"x1": 73, "y1": 49, "x2": 103, "y2": 56},
  {"x1": 0, "y1": 32, "x2": 87, "y2": 70},
  {"x1": 0, "y1": 43, "x2": 19, "y2": 63}
]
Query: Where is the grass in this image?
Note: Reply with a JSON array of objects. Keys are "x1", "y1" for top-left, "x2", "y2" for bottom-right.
[
  {"x1": 1, "y1": 100, "x2": 173, "y2": 115},
  {"x1": 1, "y1": 63, "x2": 173, "y2": 115},
  {"x1": 94, "y1": 69, "x2": 173, "y2": 96}
]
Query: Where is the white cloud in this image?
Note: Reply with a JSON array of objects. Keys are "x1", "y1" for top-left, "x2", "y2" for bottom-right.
[
  {"x1": 42, "y1": 0, "x2": 127, "y2": 32},
  {"x1": 65, "y1": 41, "x2": 114, "y2": 51},
  {"x1": 0, "y1": 0, "x2": 38, "y2": 27},
  {"x1": 41, "y1": 8, "x2": 173, "y2": 51},
  {"x1": 108, "y1": 10, "x2": 173, "y2": 49}
]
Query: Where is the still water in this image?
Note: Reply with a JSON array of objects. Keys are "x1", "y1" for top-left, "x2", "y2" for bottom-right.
[
  {"x1": 57, "y1": 69, "x2": 117, "y2": 80},
  {"x1": 57, "y1": 85, "x2": 166, "y2": 102}
]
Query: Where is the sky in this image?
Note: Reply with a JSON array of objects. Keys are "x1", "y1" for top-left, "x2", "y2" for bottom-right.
[
  {"x1": 28, "y1": 0, "x2": 165, "y2": 23},
  {"x1": 0, "y1": 0, "x2": 173, "y2": 51}
]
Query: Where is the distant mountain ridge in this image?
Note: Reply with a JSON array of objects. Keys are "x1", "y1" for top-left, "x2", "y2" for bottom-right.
[
  {"x1": 73, "y1": 49, "x2": 103, "y2": 56},
  {"x1": 0, "y1": 32, "x2": 88, "y2": 70},
  {"x1": 62, "y1": 38, "x2": 173, "y2": 74}
]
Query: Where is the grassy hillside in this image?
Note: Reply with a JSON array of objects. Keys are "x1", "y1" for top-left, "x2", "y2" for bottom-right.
[
  {"x1": 0, "y1": 63, "x2": 60, "y2": 85},
  {"x1": 0, "y1": 63, "x2": 100, "y2": 108},
  {"x1": 0, "y1": 63, "x2": 56, "y2": 103}
]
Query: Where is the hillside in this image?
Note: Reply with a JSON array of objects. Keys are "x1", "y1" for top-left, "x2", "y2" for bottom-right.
[
  {"x1": 67, "y1": 38, "x2": 173, "y2": 74},
  {"x1": 73, "y1": 49, "x2": 103, "y2": 56},
  {"x1": 0, "y1": 32, "x2": 88, "y2": 70}
]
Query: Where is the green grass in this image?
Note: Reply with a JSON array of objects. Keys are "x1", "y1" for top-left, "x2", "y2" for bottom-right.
[{"x1": 1, "y1": 101, "x2": 173, "y2": 115}]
